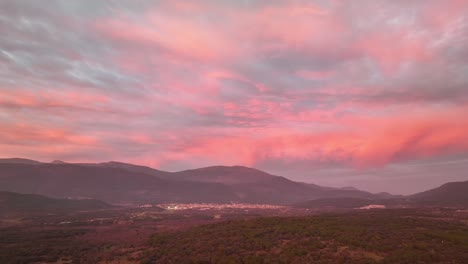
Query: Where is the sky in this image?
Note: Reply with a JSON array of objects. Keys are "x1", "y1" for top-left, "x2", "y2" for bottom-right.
[{"x1": 1, "y1": 0, "x2": 468, "y2": 194}]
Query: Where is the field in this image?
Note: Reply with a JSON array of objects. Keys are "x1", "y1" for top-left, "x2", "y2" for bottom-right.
[{"x1": 1, "y1": 207, "x2": 468, "y2": 263}]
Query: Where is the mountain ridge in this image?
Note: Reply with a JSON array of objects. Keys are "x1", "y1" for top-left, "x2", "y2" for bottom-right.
[
  {"x1": 0, "y1": 158, "x2": 392, "y2": 205},
  {"x1": 0, "y1": 158, "x2": 466, "y2": 207}
]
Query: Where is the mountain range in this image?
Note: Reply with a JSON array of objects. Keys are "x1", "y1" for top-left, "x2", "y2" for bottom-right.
[
  {"x1": 0, "y1": 158, "x2": 466, "y2": 207},
  {"x1": 0, "y1": 158, "x2": 391, "y2": 205}
]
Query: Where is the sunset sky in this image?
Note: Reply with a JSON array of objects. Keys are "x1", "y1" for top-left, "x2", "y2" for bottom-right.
[{"x1": 1, "y1": 0, "x2": 467, "y2": 194}]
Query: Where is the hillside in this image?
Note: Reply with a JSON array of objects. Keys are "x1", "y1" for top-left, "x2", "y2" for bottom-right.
[
  {"x1": 170, "y1": 166, "x2": 388, "y2": 204},
  {"x1": 409, "y1": 180, "x2": 468, "y2": 206},
  {"x1": 293, "y1": 197, "x2": 376, "y2": 209},
  {"x1": 0, "y1": 191, "x2": 112, "y2": 215},
  {"x1": 0, "y1": 163, "x2": 237, "y2": 204},
  {"x1": 292, "y1": 180, "x2": 468, "y2": 209},
  {"x1": 80, "y1": 161, "x2": 173, "y2": 178},
  {"x1": 173, "y1": 166, "x2": 277, "y2": 184}
]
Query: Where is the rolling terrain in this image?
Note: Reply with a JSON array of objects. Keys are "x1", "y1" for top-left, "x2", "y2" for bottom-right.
[
  {"x1": 0, "y1": 158, "x2": 391, "y2": 205},
  {"x1": 1, "y1": 205, "x2": 468, "y2": 264},
  {"x1": 295, "y1": 180, "x2": 468, "y2": 209},
  {"x1": 0, "y1": 191, "x2": 112, "y2": 216},
  {"x1": 1, "y1": 158, "x2": 467, "y2": 207},
  {"x1": 143, "y1": 210, "x2": 468, "y2": 263},
  {"x1": 1, "y1": 158, "x2": 467, "y2": 263}
]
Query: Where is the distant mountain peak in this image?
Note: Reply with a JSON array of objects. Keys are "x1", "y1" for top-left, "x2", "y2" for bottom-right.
[
  {"x1": 175, "y1": 165, "x2": 276, "y2": 185},
  {"x1": 51, "y1": 160, "x2": 67, "y2": 164},
  {"x1": 101, "y1": 161, "x2": 125, "y2": 165},
  {"x1": 192, "y1": 165, "x2": 267, "y2": 173}
]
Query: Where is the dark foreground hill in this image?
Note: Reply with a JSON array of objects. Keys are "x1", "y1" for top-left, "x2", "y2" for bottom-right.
[
  {"x1": 409, "y1": 180, "x2": 468, "y2": 206},
  {"x1": 0, "y1": 191, "x2": 112, "y2": 215},
  {"x1": 0, "y1": 159, "x2": 392, "y2": 205}
]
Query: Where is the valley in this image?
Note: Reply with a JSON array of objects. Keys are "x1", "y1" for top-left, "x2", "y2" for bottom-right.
[
  {"x1": 1, "y1": 204, "x2": 468, "y2": 263},
  {"x1": 1, "y1": 159, "x2": 468, "y2": 263}
]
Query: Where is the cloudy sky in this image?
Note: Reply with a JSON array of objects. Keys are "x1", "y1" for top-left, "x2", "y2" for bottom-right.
[{"x1": 1, "y1": 0, "x2": 468, "y2": 194}]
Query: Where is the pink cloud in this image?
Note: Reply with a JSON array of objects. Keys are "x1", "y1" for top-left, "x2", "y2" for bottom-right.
[
  {"x1": 355, "y1": 30, "x2": 433, "y2": 74},
  {"x1": 151, "y1": 106, "x2": 468, "y2": 168},
  {"x1": 296, "y1": 70, "x2": 334, "y2": 80},
  {"x1": 94, "y1": 11, "x2": 236, "y2": 63},
  {"x1": 0, "y1": 88, "x2": 109, "y2": 110},
  {"x1": 0, "y1": 123, "x2": 97, "y2": 146}
]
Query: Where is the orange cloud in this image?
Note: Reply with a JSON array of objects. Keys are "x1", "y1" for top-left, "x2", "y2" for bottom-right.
[{"x1": 0, "y1": 123, "x2": 97, "y2": 146}]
